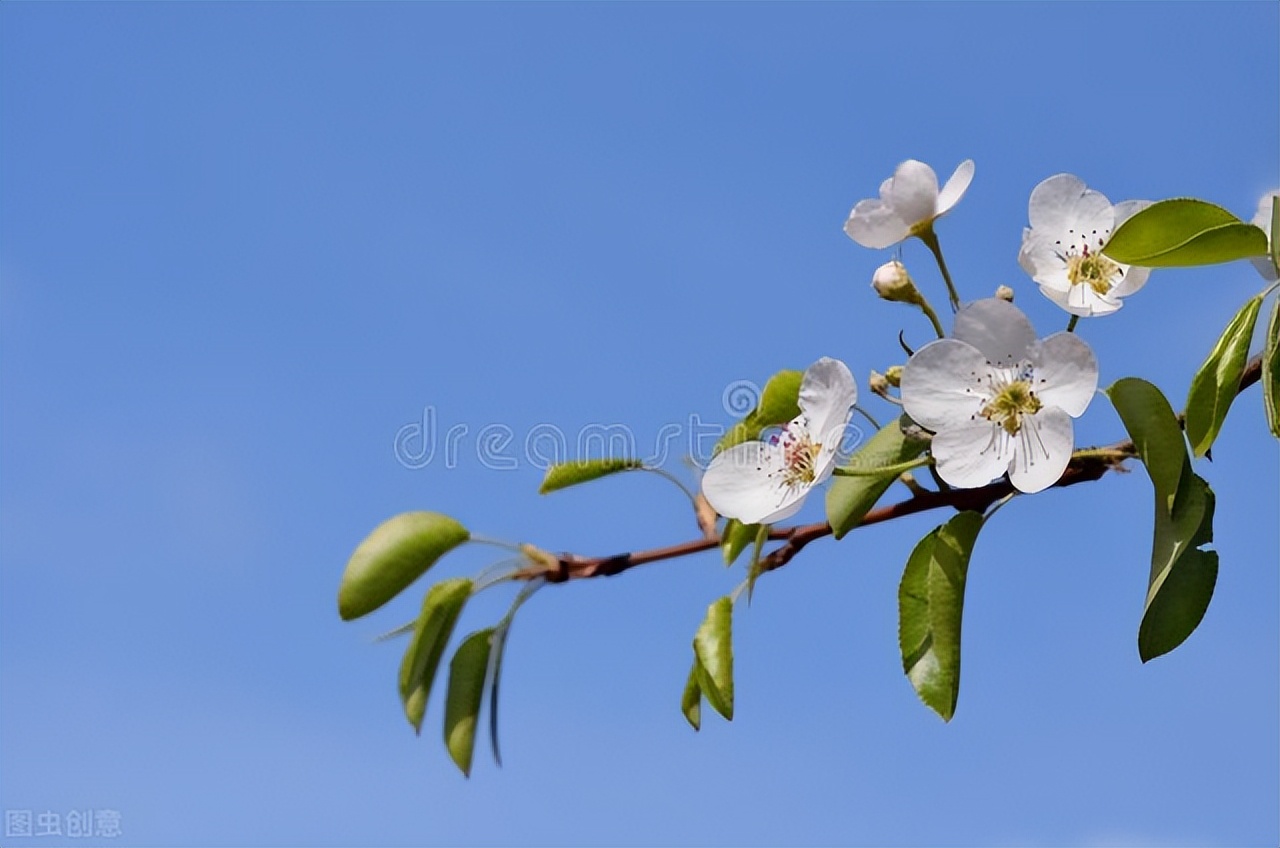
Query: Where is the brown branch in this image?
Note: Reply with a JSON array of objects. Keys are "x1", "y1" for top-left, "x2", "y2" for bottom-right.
[{"x1": 519, "y1": 354, "x2": 1266, "y2": 585}]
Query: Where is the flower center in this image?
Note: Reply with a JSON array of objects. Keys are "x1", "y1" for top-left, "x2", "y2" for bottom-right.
[
  {"x1": 981, "y1": 379, "x2": 1042, "y2": 435},
  {"x1": 1065, "y1": 246, "x2": 1121, "y2": 296},
  {"x1": 780, "y1": 430, "x2": 822, "y2": 489}
]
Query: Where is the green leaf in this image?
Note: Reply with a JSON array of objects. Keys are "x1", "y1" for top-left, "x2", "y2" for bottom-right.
[
  {"x1": 1110, "y1": 378, "x2": 1220, "y2": 660},
  {"x1": 1140, "y1": 465, "x2": 1218, "y2": 662},
  {"x1": 680, "y1": 660, "x2": 702, "y2": 731},
  {"x1": 1265, "y1": 296, "x2": 1280, "y2": 439},
  {"x1": 744, "y1": 523, "x2": 769, "y2": 603},
  {"x1": 1270, "y1": 196, "x2": 1280, "y2": 272},
  {"x1": 1104, "y1": 198, "x2": 1269, "y2": 266},
  {"x1": 716, "y1": 369, "x2": 803, "y2": 453},
  {"x1": 1106, "y1": 379, "x2": 1185, "y2": 512},
  {"x1": 898, "y1": 511, "x2": 983, "y2": 722},
  {"x1": 339, "y1": 512, "x2": 470, "y2": 621},
  {"x1": 539, "y1": 458, "x2": 643, "y2": 494},
  {"x1": 487, "y1": 579, "x2": 542, "y2": 767},
  {"x1": 444, "y1": 628, "x2": 494, "y2": 778},
  {"x1": 721, "y1": 519, "x2": 759, "y2": 566},
  {"x1": 398, "y1": 578, "x2": 472, "y2": 733},
  {"x1": 1185, "y1": 295, "x2": 1263, "y2": 456},
  {"x1": 692, "y1": 597, "x2": 734, "y2": 721},
  {"x1": 826, "y1": 416, "x2": 929, "y2": 539}
]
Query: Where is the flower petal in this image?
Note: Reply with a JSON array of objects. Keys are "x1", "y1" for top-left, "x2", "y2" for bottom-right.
[
  {"x1": 900, "y1": 339, "x2": 988, "y2": 431},
  {"x1": 701, "y1": 442, "x2": 806, "y2": 525},
  {"x1": 799, "y1": 357, "x2": 856, "y2": 446},
  {"x1": 1018, "y1": 230, "x2": 1072, "y2": 290},
  {"x1": 1007, "y1": 406, "x2": 1073, "y2": 494},
  {"x1": 935, "y1": 159, "x2": 975, "y2": 217},
  {"x1": 952, "y1": 298, "x2": 1037, "y2": 366},
  {"x1": 1028, "y1": 333, "x2": 1098, "y2": 417},
  {"x1": 844, "y1": 199, "x2": 910, "y2": 249},
  {"x1": 931, "y1": 417, "x2": 1012, "y2": 489},
  {"x1": 1251, "y1": 191, "x2": 1278, "y2": 282},
  {"x1": 1039, "y1": 283, "x2": 1122, "y2": 317},
  {"x1": 1028, "y1": 173, "x2": 1088, "y2": 232},
  {"x1": 1109, "y1": 264, "x2": 1151, "y2": 298},
  {"x1": 887, "y1": 160, "x2": 940, "y2": 228}
]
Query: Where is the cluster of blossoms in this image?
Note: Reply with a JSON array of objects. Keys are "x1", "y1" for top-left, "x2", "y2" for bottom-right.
[{"x1": 703, "y1": 160, "x2": 1275, "y2": 524}]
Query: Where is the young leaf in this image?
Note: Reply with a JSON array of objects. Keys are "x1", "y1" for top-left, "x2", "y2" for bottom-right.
[
  {"x1": 716, "y1": 369, "x2": 803, "y2": 453},
  {"x1": 444, "y1": 628, "x2": 494, "y2": 778},
  {"x1": 693, "y1": 597, "x2": 734, "y2": 721},
  {"x1": 339, "y1": 512, "x2": 470, "y2": 620},
  {"x1": 1104, "y1": 198, "x2": 1269, "y2": 267},
  {"x1": 539, "y1": 458, "x2": 642, "y2": 494},
  {"x1": 826, "y1": 415, "x2": 929, "y2": 539},
  {"x1": 1140, "y1": 466, "x2": 1218, "y2": 662},
  {"x1": 1185, "y1": 295, "x2": 1263, "y2": 457},
  {"x1": 399, "y1": 578, "x2": 473, "y2": 733},
  {"x1": 487, "y1": 579, "x2": 542, "y2": 767},
  {"x1": 721, "y1": 519, "x2": 759, "y2": 566},
  {"x1": 897, "y1": 511, "x2": 983, "y2": 722},
  {"x1": 680, "y1": 660, "x2": 702, "y2": 731},
  {"x1": 1106, "y1": 379, "x2": 1185, "y2": 512},
  {"x1": 1265, "y1": 296, "x2": 1280, "y2": 438}
]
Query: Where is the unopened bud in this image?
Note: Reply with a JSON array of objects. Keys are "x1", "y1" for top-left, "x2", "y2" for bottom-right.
[
  {"x1": 693, "y1": 493, "x2": 719, "y2": 541},
  {"x1": 884, "y1": 365, "x2": 903, "y2": 387},
  {"x1": 995, "y1": 284, "x2": 1015, "y2": 302},
  {"x1": 871, "y1": 260, "x2": 923, "y2": 306},
  {"x1": 869, "y1": 369, "x2": 890, "y2": 396},
  {"x1": 520, "y1": 543, "x2": 561, "y2": 572}
]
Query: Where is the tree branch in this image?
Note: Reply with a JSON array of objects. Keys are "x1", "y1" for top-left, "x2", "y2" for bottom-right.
[{"x1": 517, "y1": 354, "x2": 1265, "y2": 585}]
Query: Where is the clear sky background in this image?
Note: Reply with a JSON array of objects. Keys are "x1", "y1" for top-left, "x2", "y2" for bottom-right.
[{"x1": 2, "y1": 3, "x2": 1277, "y2": 846}]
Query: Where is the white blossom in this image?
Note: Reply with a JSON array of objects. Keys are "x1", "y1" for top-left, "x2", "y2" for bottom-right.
[
  {"x1": 1018, "y1": 174, "x2": 1150, "y2": 317},
  {"x1": 701, "y1": 358, "x2": 856, "y2": 525},
  {"x1": 1250, "y1": 190, "x2": 1278, "y2": 282},
  {"x1": 900, "y1": 299, "x2": 1098, "y2": 494},
  {"x1": 844, "y1": 159, "x2": 975, "y2": 249}
]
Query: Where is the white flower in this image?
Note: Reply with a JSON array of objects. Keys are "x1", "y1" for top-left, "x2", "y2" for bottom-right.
[
  {"x1": 1018, "y1": 174, "x2": 1151, "y2": 318},
  {"x1": 900, "y1": 299, "x2": 1098, "y2": 494},
  {"x1": 844, "y1": 159, "x2": 975, "y2": 249},
  {"x1": 1250, "y1": 190, "x2": 1278, "y2": 282},
  {"x1": 701, "y1": 358, "x2": 856, "y2": 525}
]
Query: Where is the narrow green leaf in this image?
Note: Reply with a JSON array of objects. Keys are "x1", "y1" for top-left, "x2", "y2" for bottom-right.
[
  {"x1": 538, "y1": 458, "x2": 642, "y2": 494},
  {"x1": 444, "y1": 628, "x2": 493, "y2": 778},
  {"x1": 487, "y1": 579, "x2": 542, "y2": 767},
  {"x1": 826, "y1": 416, "x2": 929, "y2": 539},
  {"x1": 1140, "y1": 466, "x2": 1218, "y2": 662},
  {"x1": 744, "y1": 523, "x2": 769, "y2": 603},
  {"x1": 1186, "y1": 295, "x2": 1263, "y2": 456},
  {"x1": 721, "y1": 519, "x2": 759, "y2": 566},
  {"x1": 1104, "y1": 198, "x2": 1269, "y2": 266},
  {"x1": 693, "y1": 597, "x2": 734, "y2": 721},
  {"x1": 339, "y1": 512, "x2": 470, "y2": 621},
  {"x1": 1270, "y1": 196, "x2": 1279, "y2": 271},
  {"x1": 716, "y1": 369, "x2": 803, "y2": 453},
  {"x1": 898, "y1": 511, "x2": 983, "y2": 722},
  {"x1": 680, "y1": 660, "x2": 702, "y2": 731},
  {"x1": 1106, "y1": 379, "x2": 1185, "y2": 511},
  {"x1": 1264, "y1": 296, "x2": 1280, "y2": 438},
  {"x1": 398, "y1": 578, "x2": 472, "y2": 733}
]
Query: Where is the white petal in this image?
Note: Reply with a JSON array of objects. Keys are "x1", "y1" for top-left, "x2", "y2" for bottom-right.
[
  {"x1": 701, "y1": 442, "x2": 807, "y2": 525},
  {"x1": 888, "y1": 160, "x2": 941, "y2": 228},
  {"x1": 935, "y1": 159, "x2": 975, "y2": 217},
  {"x1": 1109, "y1": 264, "x2": 1151, "y2": 298},
  {"x1": 1039, "y1": 283, "x2": 1122, "y2": 318},
  {"x1": 1027, "y1": 333, "x2": 1098, "y2": 417},
  {"x1": 799, "y1": 357, "x2": 857, "y2": 446},
  {"x1": 952, "y1": 298, "x2": 1037, "y2": 366},
  {"x1": 1018, "y1": 231, "x2": 1072, "y2": 290},
  {"x1": 900, "y1": 339, "x2": 988, "y2": 431},
  {"x1": 1112, "y1": 199, "x2": 1152, "y2": 229},
  {"x1": 1251, "y1": 256, "x2": 1279, "y2": 282},
  {"x1": 1028, "y1": 174, "x2": 1088, "y2": 232},
  {"x1": 931, "y1": 417, "x2": 1012, "y2": 489},
  {"x1": 1070, "y1": 191, "x2": 1116, "y2": 254},
  {"x1": 845, "y1": 199, "x2": 910, "y2": 249},
  {"x1": 1007, "y1": 407, "x2": 1073, "y2": 494},
  {"x1": 1250, "y1": 190, "x2": 1278, "y2": 232}
]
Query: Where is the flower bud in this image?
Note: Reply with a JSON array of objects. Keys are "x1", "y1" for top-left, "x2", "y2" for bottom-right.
[
  {"x1": 884, "y1": 365, "x2": 903, "y2": 387},
  {"x1": 869, "y1": 369, "x2": 890, "y2": 396},
  {"x1": 995, "y1": 284, "x2": 1015, "y2": 302},
  {"x1": 871, "y1": 260, "x2": 924, "y2": 306}
]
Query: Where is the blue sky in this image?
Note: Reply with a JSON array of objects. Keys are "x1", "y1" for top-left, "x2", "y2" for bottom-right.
[{"x1": 1, "y1": 3, "x2": 1276, "y2": 846}]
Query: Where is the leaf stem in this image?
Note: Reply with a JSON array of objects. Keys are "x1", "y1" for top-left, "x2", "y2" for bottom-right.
[
  {"x1": 832, "y1": 455, "x2": 933, "y2": 477},
  {"x1": 852, "y1": 404, "x2": 883, "y2": 430},
  {"x1": 639, "y1": 466, "x2": 698, "y2": 503}
]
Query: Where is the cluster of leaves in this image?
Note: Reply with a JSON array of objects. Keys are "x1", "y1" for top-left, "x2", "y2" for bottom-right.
[{"x1": 338, "y1": 190, "x2": 1279, "y2": 775}]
